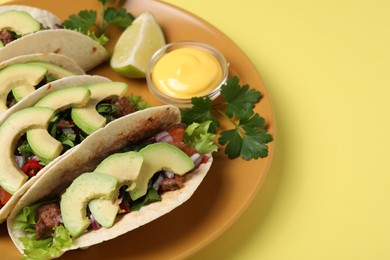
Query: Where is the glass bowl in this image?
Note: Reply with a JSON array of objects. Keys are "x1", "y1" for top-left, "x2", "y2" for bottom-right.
[{"x1": 146, "y1": 41, "x2": 228, "y2": 108}]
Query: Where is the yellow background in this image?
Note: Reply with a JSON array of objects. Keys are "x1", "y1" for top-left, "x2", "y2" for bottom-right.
[
  {"x1": 0, "y1": 0, "x2": 389, "y2": 259},
  {"x1": 158, "y1": 0, "x2": 390, "y2": 259}
]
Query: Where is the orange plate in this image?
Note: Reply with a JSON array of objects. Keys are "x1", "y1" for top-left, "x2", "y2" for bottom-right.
[{"x1": 0, "y1": 0, "x2": 275, "y2": 259}]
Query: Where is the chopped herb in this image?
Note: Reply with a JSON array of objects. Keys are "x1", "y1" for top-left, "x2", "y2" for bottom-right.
[{"x1": 131, "y1": 187, "x2": 161, "y2": 211}]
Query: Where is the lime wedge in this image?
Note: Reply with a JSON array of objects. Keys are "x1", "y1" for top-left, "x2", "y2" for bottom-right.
[{"x1": 110, "y1": 12, "x2": 166, "y2": 78}]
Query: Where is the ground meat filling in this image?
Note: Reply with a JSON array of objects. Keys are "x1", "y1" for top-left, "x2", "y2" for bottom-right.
[
  {"x1": 0, "y1": 29, "x2": 15, "y2": 45},
  {"x1": 111, "y1": 97, "x2": 136, "y2": 118},
  {"x1": 35, "y1": 203, "x2": 62, "y2": 240},
  {"x1": 160, "y1": 175, "x2": 186, "y2": 191}
]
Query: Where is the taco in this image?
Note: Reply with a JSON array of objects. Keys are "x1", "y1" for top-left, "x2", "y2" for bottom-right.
[
  {"x1": 0, "y1": 52, "x2": 85, "y2": 117},
  {"x1": 0, "y1": 74, "x2": 148, "y2": 223},
  {"x1": 0, "y1": 5, "x2": 61, "y2": 29},
  {"x1": 6, "y1": 104, "x2": 213, "y2": 259},
  {"x1": 0, "y1": 5, "x2": 109, "y2": 71}
]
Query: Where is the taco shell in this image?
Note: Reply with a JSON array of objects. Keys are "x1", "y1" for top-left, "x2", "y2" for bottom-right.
[
  {"x1": 0, "y1": 5, "x2": 61, "y2": 29},
  {"x1": 7, "y1": 105, "x2": 212, "y2": 257},
  {"x1": 0, "y1": 29, "x2": 109, "y2": 71},
  {"x1": 0, "y1": 75, "x2": 111, "y2": 223}
]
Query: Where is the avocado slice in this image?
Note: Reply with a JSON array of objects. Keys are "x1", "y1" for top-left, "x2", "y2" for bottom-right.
[
  {"x1": 88, "y1": 151, "x2": 144, "y2": 228},
  {"x1": 0, "y1": 107, "x2": 55, "y2": 194},
  {"x1": 71, "y1": 82, "x2": 128, "y2": 134},
  {"x1": 12, "y1": 61, "x2": 76, "y2": 102},
  {"x1": 26, "y1": 87, "x2": 91, "y2": 164},
  {"x1": 0, "y1": 63, "x2": 47, "y2": 113},
  {"x1": 26, "y1": 61, "x2": 76, "y2": 78},
  {"x1": 60, "y1": 172, "x2": 118, "y2": 238},
  {"x1": 130, "y1": 143, "x2": 195, "y2": 200},
  {"x1": 0, "y1": 10, "x2": 40, "y2": 37}
]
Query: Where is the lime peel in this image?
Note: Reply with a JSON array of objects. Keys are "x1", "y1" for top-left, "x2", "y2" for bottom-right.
[{"x1": 110, "y1": 12, "x2": 166, "y2": 79}]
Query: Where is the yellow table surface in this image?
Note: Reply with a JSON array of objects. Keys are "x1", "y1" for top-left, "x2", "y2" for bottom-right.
[
  {"x1": 159, "y1": 0, "x2": 390, "y2": 259},
  {"x1": 1, "y1": 0, "x2": 389, "y2": 259}
]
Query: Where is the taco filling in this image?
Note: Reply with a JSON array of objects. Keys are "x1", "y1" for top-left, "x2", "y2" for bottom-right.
[
  {"x1": 0, "y1": 93, "x2": 147, "y2": 211},
  {"x1": 0, "y1": 7, "x2": 61, "y2": 47},
  {"x1": 13, "y1": 122, "x2": 215, "y2": 259}
]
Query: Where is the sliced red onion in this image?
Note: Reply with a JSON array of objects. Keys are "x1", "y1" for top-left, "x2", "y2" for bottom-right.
[
  {"x1": 152, "y1": 173, "x2": 164, "y2": 190},
  {"x1": 89, "y1": 213, "x2": 101, "y2": 231},
  {"x1": 191, "y1": 153, "x2": 202, "y2": 169},
  {"x1": 14, "y1": 156, "x2": 25, "y2": 169},
  {"x1": 164, "y1": 170, "x2": 174, "y2": 179},
  {"x1": 28, "y1": 155, "x2": 41, "y2": 162},
  {"x1": 155, "y1": 131, "x2": 173, "y2": 143}
]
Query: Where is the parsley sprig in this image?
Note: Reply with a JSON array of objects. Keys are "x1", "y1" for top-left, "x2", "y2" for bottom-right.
[
  {"x1": 62, "y1": 0, "x2": 134, "y2": 45},
  {"x1": 181, "y1": 76, "x2": 273, "y2": 160}
]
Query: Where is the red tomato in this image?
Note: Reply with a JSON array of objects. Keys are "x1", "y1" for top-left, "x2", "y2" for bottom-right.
[
  {"x1": 22, "y1": 160, "x2": 44, "y2": 177},
  {"x1": 0, "y1": 187, "x2": 12, "y2": 206},
  {"x1": 167, "y1": 126, "x2": 185, "y2": 143}
]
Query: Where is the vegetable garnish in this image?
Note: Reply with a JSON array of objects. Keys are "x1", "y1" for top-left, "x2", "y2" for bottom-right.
[
  {"x1": 62, "y1": 0, "x2": 134, "y2": 45},
  {"x1": 181, "y1": 76, "x2": 273, "y2": 160}
]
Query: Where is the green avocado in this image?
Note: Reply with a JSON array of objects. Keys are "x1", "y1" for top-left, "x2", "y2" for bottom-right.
[
  {"x1": 60, "y1": 172, "x2": 118, "y2": 238},
  {"x1": 26, "y1": 87, "x2": 91, "y2": 164},
  {"x1": 0, "y1": 107, "x2": 55, "y2": 194},
  {"x1": 88, "y1": 151, "x2": 144, "y2": 228},
  {"x1": 26, "y1": 61, "x2": 76, "y2": 78},
  {"x1": 12, "y1": 61, "x2": 76, "y2": 102},
  {"x1": 130, "y1": 142, "x2": 194, "y2": 200},
  {"x1": 71, "y1": 82, "x2": 128, "y2": 134},
  {"x1": 0, "y1": 10, "x2": 40, "y2": 38},
  {"x1": 0, "y1": 63, "x2": 47, "y2": 113}
]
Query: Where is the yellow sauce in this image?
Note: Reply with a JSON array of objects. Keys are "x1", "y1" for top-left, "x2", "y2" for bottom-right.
[{"x1": 152, "y1": 47, "x2": 223, "y2": 99}]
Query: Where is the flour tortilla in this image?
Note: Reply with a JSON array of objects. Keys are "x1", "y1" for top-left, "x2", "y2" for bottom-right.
[
  {"x1": 0, "y1": 53, "x2": 86, "y2": 119},
  {"x1": 0, "y1": 5, "x2": 61, "y2": 29},
  {"x1": 0, "y1": 53, "x2": 85, "y2": 74},
  {"x1": 7, "y1": 105, "x2": 212, "y2": 258},
  {"x1": 0, "y1": 29, "x2": 109, "y2": 71},
  {"x1": 0, "y1": 75, "x2": 112, "y2": 224}
]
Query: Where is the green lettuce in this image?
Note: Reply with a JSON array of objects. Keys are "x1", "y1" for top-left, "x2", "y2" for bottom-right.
[
  {"x1": 19, "y1": 226, "x2": 73, "y2": 260},
  {"x1": 183, "y1": 121, "x2": 218, "y2": 154},
  {"x1": 14, "y1": 202, "x2": 73, "y2": 259}
]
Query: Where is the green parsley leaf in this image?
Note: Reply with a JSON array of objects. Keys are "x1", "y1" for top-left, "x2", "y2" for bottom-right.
[
  {"x1": 62, "y1": 0, "x2": 134, "y2": 45},
  {"x1": 181, "y1": 97, "x2": 219, "y2": 132},
  {"x1": 221, "y1": 77, "x2": 261, "y2": 119},
  {"x1": 219, "y1": 113, "x2": 272, "y2": 159},
  {"x1": 62, "y1": 10, "x2": 97, "y2": 34},
  {"x1": 180, "y1": 76, "x2": 272, "y2": 160},
  {"x1": 103, "y1": 7, "x2": 134, "y2": 28}
]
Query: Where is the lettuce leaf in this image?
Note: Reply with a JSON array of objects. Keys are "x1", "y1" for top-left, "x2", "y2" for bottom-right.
[
  {"x1": 20, "y1": 226, "x2": 73, "y2": 260},
  {"x1": 183, "y1": 121, "x2": 218, "y2": 154}
]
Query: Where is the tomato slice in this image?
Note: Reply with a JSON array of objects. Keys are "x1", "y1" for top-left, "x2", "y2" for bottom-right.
[
  {"x1": 22, "y1": 160, "x2": 43, "y2": 177},
  {"x1": 0, "y1": 187, "x2": 12, "y2": 206},
  {"x1": 167, "y1": 126, "x2": 185, "y2": 143}
]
